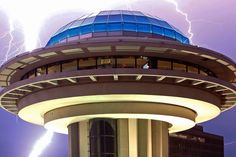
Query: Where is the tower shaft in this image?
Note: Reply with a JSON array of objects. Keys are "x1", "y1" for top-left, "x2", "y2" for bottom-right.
[{"x1": 68, "y1": 119, "x2": 169, "y2": 157}]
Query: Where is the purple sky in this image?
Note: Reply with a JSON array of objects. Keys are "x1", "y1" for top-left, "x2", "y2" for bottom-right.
[{"x1": 0, "y1": 0, "x2": 236, "y2": 156}]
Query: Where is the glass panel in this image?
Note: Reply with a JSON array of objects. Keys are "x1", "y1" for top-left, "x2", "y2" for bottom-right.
[
  {"x1": 132, "y1": 11, "x2": 144, "y2": 16},
  {"x1": 99, "y1": 11, "x2": 110, "y2": 15},
  {"x1": 152, "y1": 26, "x2": 164, "y2": 35},
  {"x1": 108, "y1": 15, "x2": 122, "y2": 22},
  {"x1": 159, "y1": 21, "x2": 172, "y2": 29},
  {"x1": 56, "y1": 32, "x2": 67, "y2": 42},
  {"x1": 123, "y1": 15, "x2": 136, "y2": 22},
  {"x1": 62, "y1": 60, "x2": 77, "y2": 72},
  {"x1": 69, "y1": 19, "x2": 84, "y2": 29},
  {"x1": 89, "y1": 120, "x2": 116, "y2": 157},
  {"x1": 79, "y1": 58, "x2": 96, "y2": 69},
  {"x1": 109, "y1": 10, "x2": 121, "y2": 15},
  {"x1": 48, "y1": 64, "x2": 61, "y2": 74},
  {"x1": 108, "y1": 23, "x2": 122, "y2": 31},
  {"x1": 136, "y1": 16, "x2": 150, "y2": 23},
  {"x1": 149, "y1": 17, "x2": 162, "y2": 26},
  {"x1": 137, "y1": 24, "x2": 151, "y2": 33},
  {"x1": 136, "y1": 56, "x2": 148, "y2": 68},
  {"x1": 104, "y1": 137, "x2": 115, "y2": 153},
  {"x1": 61, "y1": 21, "x2": 74, "y2": 32},
  {"x1": 55, "y1": 25, "x2": 67, "y2": 35},
  {"x1": 94, "y1": 23, "x2": 107, "y2": 32},
  {"x1": 164, "y1": 29, "x2": 175, "y2": 38},
  {"x1": 158, "y1": 60, "x2": 172, "y2": 70},
  {"x1": 67, "y1": 27, "x2": 80, "y2": 37},
  {"x1": 173, "y1": 62, "x2": 186, "y2": 72},
  {"x1": 188, "y1": 66, "x2": 198, "y2": 74},
  {"x1": 123, "y1": 23, "x2": 137, "y2": 31},
  {"x1": 175, "y1": 33, "x2": 183, "y2": 42},
  {"x1": 36, "y1": 66, "x2": 47, "y2": 76},
  {"x1": 81, "y1": 17, "x2": 95, "y2": 26},
  {"x1": 97, "y1": 57, "x2": 115, "y2": 68},
  {"x1": 122, "y1": 10, "x2": 133, "y2": 15},
  {"x1": 148, "y1": 57, "x2": 158, "y2": 69},
  {"x1": 117, "y1": 56, "x2": 135, "y2": 68},
  {"x1": 182, "y1": 37, "x2": 190, "y2": 44},
  {"x1": 94, "y1": 15, "x2": 108, "y2": 23},
  {"x1": 80, "y1": 25, "x2": 92, "y2": 35}
]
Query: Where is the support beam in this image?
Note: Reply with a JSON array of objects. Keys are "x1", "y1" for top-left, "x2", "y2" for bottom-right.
[
  {"x1": 206, "y1": 84, "x2": 218, "y2": 89},
  {"x1": 114, "y1": 75, "x2": 119, "y2": 81},
  {"x1": 156, "y1": 76, "x2": 166, "y2": 81},
  {"x1": 29, "y1": 84, "x2": 43, "y2": 89},
  {"x1": 16, "y1": 88, "x2": 31, "y2": 92},
  {"x1": 89, "y1": 76, "x2": 97, "y2": 82},
  {"x1": 8, "y1": 93, "x2": 24, "y2": 96},
  {"x1": 1, "y1": 100, "x2": 16, "y2": 103},
  {"x1": 66, "y1": 78, "x2": 77, "y2": 83},
  {"x1": 225, "y1": 100, "x2": 236, "y2": 104},
  {"x1": 3, "y1": 105, "x2": 16, "y2": 107},
  {"x1": 175, "y1": 78, "x2": 186, "y2": 83},
  {"x1": 46, "y1": 80, "x2": 58, "y2": 86},
  {"x1": 225, "y1": 96, "x2": 236, "y2": 100},
  {"x1": 192, "y1": 80, "x2": 204, "y2": 86},
  {"x1": 2, "y1": 97, "x2": 18, "y2": 100},
  {"x1": 222, "y1": 92, "x2": 234, "y2": 96},
  {"x1": 136, "y1": 75, "x2": 143, "y2": 81},
  {"x1": 216, "y1": 88, "x2": 228, "y2": 92}
]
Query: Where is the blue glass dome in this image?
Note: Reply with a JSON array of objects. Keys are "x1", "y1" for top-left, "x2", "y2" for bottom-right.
[{"x1": 46, "y1": 10, "x2": 190, "y2": 46}]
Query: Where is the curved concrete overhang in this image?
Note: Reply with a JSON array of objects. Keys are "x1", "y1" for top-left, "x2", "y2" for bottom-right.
[
  {"x1": 0, "y1": 69, "x2": 235, "y2": 114},
  {"x1": 44, "y1": 102, "x2": 197, "y2": 134},
  {"x1": 0, "y1": 37, "x2": 235, "y2": 87},
  {"x1": 1, "y1": 68, "x2": 235, "y2": 134}
]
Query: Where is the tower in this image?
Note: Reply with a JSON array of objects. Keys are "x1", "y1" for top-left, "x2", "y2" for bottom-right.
[{"x1": 0, "y1": 10, "x2": 235, "y2": 157}]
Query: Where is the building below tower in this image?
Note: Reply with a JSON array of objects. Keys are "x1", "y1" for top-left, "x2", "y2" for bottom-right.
[{"x1": 169, "y1": 125, "x2": 224, "y2": 157}]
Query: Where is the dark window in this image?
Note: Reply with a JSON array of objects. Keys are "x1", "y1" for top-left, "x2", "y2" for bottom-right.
[
  {"x1": 21, "y1": 56, "x2": 216, "y2": 80},
  {"x1": 79, "y1": 58, "x2": 96, "y2": 69},
  {"x1": 90, "y1": 119, "x2": 117, "y2": 157},
  {"x1": 173, "y1": 62, "x2": 186, "y2": 72},
  {"x1": 48, "y1": 64, "x2": 60, "y2": 74},
  {"x1": 158, "y1": 60, "x2": 172, "y2": 70},
  {"x1": 62, "y1": 60, "x2": 77, "y2": 72},
  {"x1": 116, "y1": 56, "x2": 135, "y2": 68}
]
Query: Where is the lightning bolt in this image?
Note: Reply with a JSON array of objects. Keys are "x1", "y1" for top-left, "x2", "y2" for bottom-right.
[
  {"x1": 0, "y1": 17, "x2": 26, "y2": 66},
  {"x1": 163, "y1": 0, "x2": 194, "y2": 43},
  {"x1": 29, "y1": 130, "x2": 54, "y2": 157},
  {"x1": 4, "y1": 18, "x2": 14, "y2": 62}
]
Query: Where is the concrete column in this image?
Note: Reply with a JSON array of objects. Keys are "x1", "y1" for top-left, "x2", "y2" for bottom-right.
[
  {"x1": 138, "y1": 119, "x2": 148, "y2": 157},
  {"x1": 68, "y1": 122, "x2": 80, "y2": 157},
  {"x1": 152, "y1": 121, "x2": 169, "y2": 157},
  {"x1": 117, "y1": 119, "x2": 129, "y2": 157},
  {"x1": 79, "y1": 120, "x2": 89, "y2": 157},
  {"x1": 137, "y1": 119, "x2": 153, "y2": 157},
  {"x1": 68, "y1": 121, "x2": 89, "y2": 157},
  {"x1": 128, "y1": 119, "x2": 138, "y2": 157}
]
